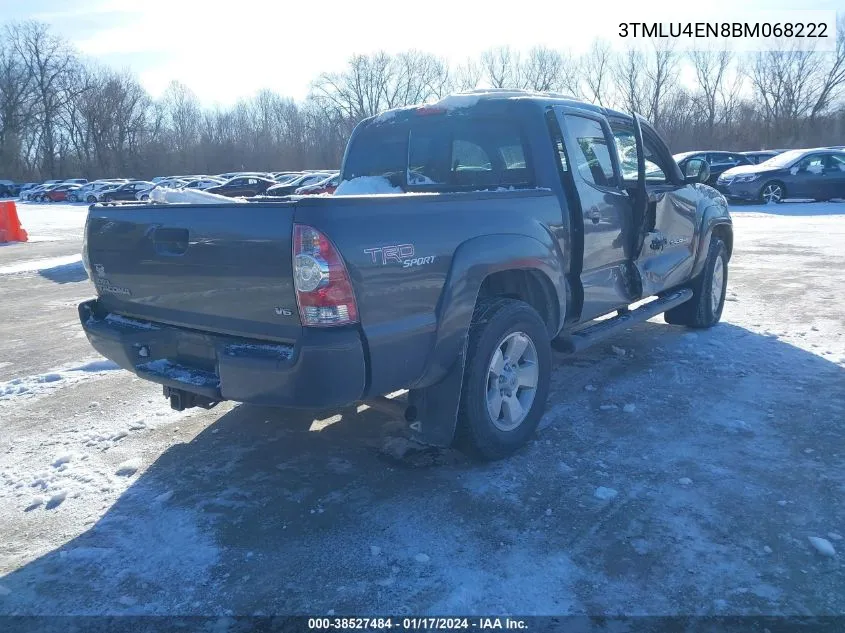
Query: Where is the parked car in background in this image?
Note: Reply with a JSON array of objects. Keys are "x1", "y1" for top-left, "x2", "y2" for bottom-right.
[
  {"x1": 17, "y1": 183, "x2": 38, "y2": 197},
  {"x1": 216, "y1": 171, "x2": 273, "y2": 181},
  {"x1": 69, "y1": 181, "x2": 127, "y2": 203},
  {"x1": 32, "y1": 184, "x2": 64, "y2": 202},
  {"x1": 19, "y1": 184, "x2": 43, "y2": 201},
  {"x1": 182, "y1": 177, "x2": 225, "y2": 190},
  {"x1": 44, "y1": 184, "x2": 82, "y2": 202},
  {"x1": 740, "y1": 150, "x2": 782, "y2": 165},
  {"x1": 62, "y1": 178, "x2": 88, "y2": 185},
  {"x1": 204, "y1": 176, "x2": 278, "y2": 197},
  {"x1": 272, "y1": 171, "x2": 303, "y2": 181},
  {"x1": 0, "y1": 180, "x2": 16, "y2": 197},
  {"x1": 100, "y1": 181, "x2": 156, "y2": 202},
  {"x1": 716, "y1": 148, "x2": 845, "y2": 203},
  {"x1": 294, "y1": 173, "x2": 341, "y2": 195},
  {"x1": 135, "y1": 178, "x2": 191, "y2": 200},
  {"x1": 673, "y1": 151, "x2": 753, "y2": 186},
  {"x1": 21, "y1": 180, "x2": 62, "y2": 201},
  {"x1": 266, "y1": 172, "x2": 335, "y2": 196},
  {"x1": 90, "y1": 183, "x2": 123, "y2": 202}
]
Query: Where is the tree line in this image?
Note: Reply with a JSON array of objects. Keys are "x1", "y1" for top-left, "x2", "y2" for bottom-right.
[{"x1": 1, "y1": 19, "x2": 844, "y2": 181}]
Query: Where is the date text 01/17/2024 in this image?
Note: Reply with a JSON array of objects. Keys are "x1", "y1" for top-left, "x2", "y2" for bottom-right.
[{"x1": 307, "y1": 617, "x2": 529, "y2": 630}]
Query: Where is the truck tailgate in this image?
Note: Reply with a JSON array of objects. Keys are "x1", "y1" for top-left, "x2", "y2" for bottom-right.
[{"x1": 84, "y1": 202, "x2": 301, "y2": 341}]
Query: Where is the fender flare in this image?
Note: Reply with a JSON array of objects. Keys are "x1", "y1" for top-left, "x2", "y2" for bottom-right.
[
  {"x1": 413, "y1": 233, "x2": 566, "y2": 391},
  {"x1": 691, "y1": 206, "x2": 733, "y2": 279}
]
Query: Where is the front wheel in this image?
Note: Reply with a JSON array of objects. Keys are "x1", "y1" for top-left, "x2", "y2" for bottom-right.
[
  {"x1": 456, "y1": 298, "x2": 551, "y2": 461},
  {"x1": 664, "y1": 237, "x2": 728, "y2": 328},
  {"x1": 760, "y1": 181, "x2": 785, "y2": 204}
]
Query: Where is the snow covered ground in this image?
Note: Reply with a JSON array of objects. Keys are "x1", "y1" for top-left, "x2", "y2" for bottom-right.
[{"x1": 0, "y1": 200, "x2": 843, "y2": 616}]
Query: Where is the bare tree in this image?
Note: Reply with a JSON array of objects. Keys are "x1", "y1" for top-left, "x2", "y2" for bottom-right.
[
  {"x1": 480, "y1": 46, "x2": 522, "y2": 89},
  {"x1": 690, "y1": 49, "x2": 732, "y2": 133},
  {"x1": 810, "y1": 14, "x2": 845, "y2": 119},
  {"x1": 581, "y1": 40, "x2": 613, "y2": 106},
  {"x1": 612, "y1": 48, "x2": 646, "y2": 114},
  {"x1": 452, "y1": 58, "x2": 482, "y2": 91},
  {"x1": 1, "y1": 20, "x2": 843, "y2": 180},
  {"x1": 0, "y1": 36, "x2": 33, "y2": 178},
  {"x1": 8, "y1": 21, "x2": 79, "y2": 177},
  {"x1": 643, "y1": 42, "x2": 679, "y2": 127}
]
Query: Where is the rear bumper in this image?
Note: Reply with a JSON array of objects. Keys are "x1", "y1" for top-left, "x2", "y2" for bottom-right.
[{"x1": 78, "y1": 299, "x2": 367, "y2": 409}]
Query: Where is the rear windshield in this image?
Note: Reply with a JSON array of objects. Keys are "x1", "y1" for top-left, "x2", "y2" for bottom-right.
[{"x1": 343, "y1": 115, "x2": 534, "y2": 190}]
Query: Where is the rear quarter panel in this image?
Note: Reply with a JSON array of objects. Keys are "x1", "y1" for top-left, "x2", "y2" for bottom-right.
[{"x1": 294, "y1": 190, "x2": 566, "y2": 396}]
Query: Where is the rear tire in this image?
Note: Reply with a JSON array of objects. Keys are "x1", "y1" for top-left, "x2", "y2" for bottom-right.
[
  {"x1": 664, "y1": 238, "x2": 728, "y2": 329},
  {"x1": 87, "y1": 196, "x2": 97, "y2": 203},
  {"x1": 456, "y1": 298, "x2": 551, "y2": 461}
]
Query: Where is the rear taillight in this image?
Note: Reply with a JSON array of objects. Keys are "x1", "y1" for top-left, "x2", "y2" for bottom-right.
[{"x1": 293, "y1": 224, "x2": 358, "y2": 327}]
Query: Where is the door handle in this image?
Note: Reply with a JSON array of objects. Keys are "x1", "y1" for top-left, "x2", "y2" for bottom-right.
[{"x1": 586, "y1": 208, "x2": 601, "y2": 224}]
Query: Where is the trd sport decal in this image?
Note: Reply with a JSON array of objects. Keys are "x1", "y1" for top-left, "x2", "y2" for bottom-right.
[{"x1": 364, "y1": 244, "x2": 436, "y2": 268}]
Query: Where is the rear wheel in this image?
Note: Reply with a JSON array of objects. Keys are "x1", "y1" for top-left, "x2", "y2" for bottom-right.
[
  {"x1": 760, "y1": 181, "x2": 785, "y2": 204},
  {"x1": 456, "y1": 298, "x2": 551, "y2": 461},
  {"x1": 87, "y1": 195, "x2": 97, "y2": 203},
  {"x1": 664, "y1": 237, "x2": 728, "y2": 328}
]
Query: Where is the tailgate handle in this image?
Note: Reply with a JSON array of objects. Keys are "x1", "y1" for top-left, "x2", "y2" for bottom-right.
[{"x1": 152, "y1": 227, "x2": 189, "y2": 256}]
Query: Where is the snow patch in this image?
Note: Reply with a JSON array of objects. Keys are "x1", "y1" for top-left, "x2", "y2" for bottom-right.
[
  {"x1": 103, "y1": 314, "x2": 160, "y2": 331},
  {"x1": 46, "y1": 490, "x2": 67, "y2": 509},
  {"x1": 115, "y1": 459, "x2": 141, "y2": 477},
  {"x1": 150, "y1": 186, "x2": 247, "y2": 204},
  {"x1": 594, "y1": 486, "x2": 619, "y2": 500},
  {"x1": 224, "y1": 343, "x2": 293, "y2": 359},
  {"x1": 334, "y1": 177, "x2": 403, "y2": 196},
  {"x1": 808, "y1": 536, "x2": 836, "y2": 557},
  {"x1": 0, "y1": 359, "x2": 120, "y2": 403},
  {"x1": 0, "y1": 254, "x2": 83, "y2": 275},
  {"x1": 136, "y1": 360, "x2": 218, "y2": 387}
]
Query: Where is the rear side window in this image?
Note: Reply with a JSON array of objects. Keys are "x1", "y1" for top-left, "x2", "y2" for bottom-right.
[
  {"x1": 345, "y1": 116, "x2": 533, "y2": 190},
  {"x1": 564, "y1": 115, "x2": 617, "y2": 187},
  {"x1": 827, "y1": 154, "x2": 845, "y2": 171},
  {"x1": 610, "y1": 127, "x2": 668, "y2": 184}
]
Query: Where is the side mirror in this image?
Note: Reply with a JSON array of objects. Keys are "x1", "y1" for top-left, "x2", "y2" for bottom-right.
[{"x1": 684, "y1": 158, "x2": 711, "y2": 184}]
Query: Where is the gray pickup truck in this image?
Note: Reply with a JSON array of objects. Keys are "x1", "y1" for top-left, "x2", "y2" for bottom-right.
[{"x1": 79, "y1": 89, "x2": 732, "y2": 460}]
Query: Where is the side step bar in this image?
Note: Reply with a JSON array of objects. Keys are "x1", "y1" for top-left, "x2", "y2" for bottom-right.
[{"x1": 552, "y1": 289, "x2": 694, "y2": 354}]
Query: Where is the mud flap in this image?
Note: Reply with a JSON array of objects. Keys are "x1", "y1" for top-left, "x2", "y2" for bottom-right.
[{"x1": 405, "y1": 343, "x2": 468, "y2": 447}]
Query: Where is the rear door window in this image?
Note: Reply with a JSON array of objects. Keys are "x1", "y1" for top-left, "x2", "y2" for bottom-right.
[
  {"x1": 564, "y1": 115, "x2": 617, "y2": 187},
  {"x1": 825, "y1": 154, "x2": 845, "y2": 171},
  {"x1": 609, "y1": 127, "x2": 668, "y2": 184}
]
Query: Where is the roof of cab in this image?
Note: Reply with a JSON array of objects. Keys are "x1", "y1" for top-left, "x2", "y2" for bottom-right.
[{"x1": 370, "y1": 88, "x2": 630, "y2": 124}]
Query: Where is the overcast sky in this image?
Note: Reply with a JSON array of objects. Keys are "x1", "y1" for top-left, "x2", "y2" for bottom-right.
[{"x1": 2, "y1": 0, "x2": 840, "y2": 106}]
